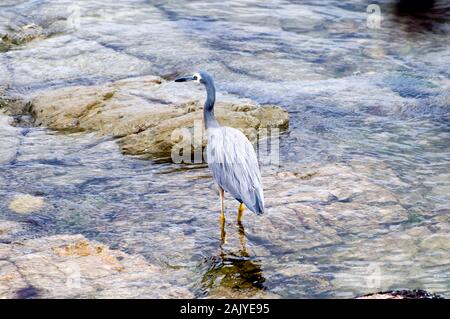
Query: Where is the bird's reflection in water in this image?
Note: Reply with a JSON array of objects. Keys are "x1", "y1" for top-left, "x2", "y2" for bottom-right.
[{"x1": 200, "y1": 222, "x2": 266, "y2": 297}]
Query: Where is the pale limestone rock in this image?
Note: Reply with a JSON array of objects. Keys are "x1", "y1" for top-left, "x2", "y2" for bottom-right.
[{"x1": 8, "y1": 194, "x2": 45, "y2": 214}]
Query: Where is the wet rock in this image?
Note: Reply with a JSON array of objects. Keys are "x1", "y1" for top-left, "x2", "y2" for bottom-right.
[
  {"x1": 330, "y1": 211, "x2": 450, "y2": 297},
  {"x1": 357, "y1": 289, "x2": 443, "y2": 299},
  {"x1": 0, "y1": 115, "x2": 20, "y2": 164},
  {"x1": 0, "y1": 95, "x2": 31, "y2": 116},
  {"x1": 419, "y1": 234, "x2": 450, "y2": 253},
  {"x1": 0, "y1": 0, "x2": 82, "y2": 52},
  {"x1": 0, "y1": 220, "x2": 22, "y2": 241},
  {"x1": 0, "y1": 234, "x2": 193, "y2": 298},
  {"x1": 8, "y1": 194, "x2": 45, "y2": 214},
  {"x1": 384, "y1": 72, "x2": 438, "y2": 99},
  {"x1": 15, "y1": 76, "x2": 289, "y2": 158},
  {"x1": 277, "y1": 264, "x2": 319, "y2": 277},
  {"x1": 0, "y1": 24, "x2": 44, "y2": 47}
]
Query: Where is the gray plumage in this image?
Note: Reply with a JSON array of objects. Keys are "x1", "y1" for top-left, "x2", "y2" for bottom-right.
[
  {"x1": 175, "y1": 71, "x2": 265, "y2": 215},
  {"x1": 207, "y1": 126, "x2": 265, "y2": 214}
]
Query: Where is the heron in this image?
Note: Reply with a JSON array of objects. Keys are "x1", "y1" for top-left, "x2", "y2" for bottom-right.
[{"x1": 175, "y1": 71, "x2": 264, "y2": 231}]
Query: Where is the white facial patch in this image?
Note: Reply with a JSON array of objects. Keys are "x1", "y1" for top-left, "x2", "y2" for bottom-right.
[{"x1": 193, "y1": 72, "x2": 202, "y2": 83}]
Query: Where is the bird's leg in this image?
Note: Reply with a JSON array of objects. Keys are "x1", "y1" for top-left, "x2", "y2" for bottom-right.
[
  {"x1": 219, "y1": 187, "x2": 226, "y2": 243},
  {"x1": 219, "y1": 186, "x2": 225, "y2": 223},
  {"x1": 237, "y1": 203, "x2": 245, "y2": 223}
]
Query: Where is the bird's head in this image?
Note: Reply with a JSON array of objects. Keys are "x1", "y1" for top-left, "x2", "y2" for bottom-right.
[{"x1": 174, "y1": 71, "x2": 212, "y2": 85}]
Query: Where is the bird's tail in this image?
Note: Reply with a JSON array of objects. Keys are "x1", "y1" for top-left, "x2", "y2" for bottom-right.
[{"x1": 253, "y1": 190, "x2": 264, "y2": 215}]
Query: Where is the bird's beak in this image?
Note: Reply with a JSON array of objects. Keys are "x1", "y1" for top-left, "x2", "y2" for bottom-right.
[{"x1": 174, "y1": 75, "x2": 195, "y2": 82}]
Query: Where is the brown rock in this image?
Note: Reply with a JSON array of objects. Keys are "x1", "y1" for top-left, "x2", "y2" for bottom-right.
[{"x1": 18, "y1": 76, "x2": 288, "y2": 158}]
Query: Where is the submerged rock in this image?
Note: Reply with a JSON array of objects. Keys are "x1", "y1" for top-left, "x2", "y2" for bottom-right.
[
  {"x1": 0, "y1": 220, "x2": 23, "y2": 241},
  {"x1": 0, "y1": 0, "x2": 81, "y2": 52},
  {"x1": 0, "y1": 115, "x2": 20, "y2": 164},
  {"x1": 14, "y1": 76, "x2": 288, "y2": 158},
  {"x1": 245, "y1": 162, "x2": 409, "y2": 253},
  {"x1": 8, "y1": 194, "x2": 45, "y2": 214},
  {"x1": 0, "y1": 234, "x2": 193, "y2": 298},
  {"x1": 328, "y1": 209, "x2": 450, "y2": 297}
]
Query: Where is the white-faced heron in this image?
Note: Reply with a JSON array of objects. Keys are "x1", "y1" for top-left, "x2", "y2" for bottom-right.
[{"x1": 175, "y1": 71, "x2": 265, "y2": 228}]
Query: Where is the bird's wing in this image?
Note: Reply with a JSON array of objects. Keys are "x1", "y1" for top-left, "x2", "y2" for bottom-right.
[{"x1": 207, "y1": 127, "x2": 264, "y2": 214}]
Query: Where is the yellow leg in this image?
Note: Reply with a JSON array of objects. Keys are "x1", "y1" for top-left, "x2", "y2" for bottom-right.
[
  {"x1": 219, "y1": 187, "x2": 225, "y2": 223},
  {"x1": 219, "y1": 187, "x2": 226, "y2": 243},
  {"x1": 237, "y1": 203, "x2": 245, "y2": 223}
]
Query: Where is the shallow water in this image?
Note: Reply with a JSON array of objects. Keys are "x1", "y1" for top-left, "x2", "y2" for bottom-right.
[{"x1": 1, "y1": 0, "x2": 449, "y2": 298}]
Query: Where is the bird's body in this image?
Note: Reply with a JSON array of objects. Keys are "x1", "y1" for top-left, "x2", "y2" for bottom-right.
[
  {"x1": 207, "y1": 126, "x2": 264, "y2": 215},
  {"x1": 175, "y1": 71, "x2": 264, "y2": 227}
]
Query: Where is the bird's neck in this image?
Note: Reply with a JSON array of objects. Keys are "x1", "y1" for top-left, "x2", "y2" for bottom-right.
[{"x1": 203, "y1": 81, "x2": 219, "y2": 129}]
